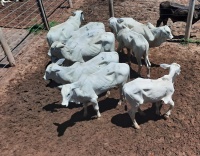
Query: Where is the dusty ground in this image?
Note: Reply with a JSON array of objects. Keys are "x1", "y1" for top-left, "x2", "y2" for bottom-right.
[{"x1": 0, "y1": 0, "x2": 200, "y2": 156}]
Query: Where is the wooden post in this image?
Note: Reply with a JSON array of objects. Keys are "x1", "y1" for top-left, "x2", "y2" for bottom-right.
[
  {"x1": 37, "y1": 0, "x2": 50, "y2": 30},
  {"x1": 108, "y1": 0, "x2": 114, "y2": 17},
  {"x1": 0, "y1": 28, "x2": 16, "y2": 67},
  {"x1": 68, "y1": 0, "x2": 73, "y2": 8},
  {"x1": 185, "y1": 0, "x2": 195, "y2": 40}
]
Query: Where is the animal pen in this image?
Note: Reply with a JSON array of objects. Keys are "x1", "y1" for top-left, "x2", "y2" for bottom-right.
[
  {"x1": 0, "y1": 0, "x2": 199, "y2": 80},
  {"x1": 0, "y1": 0, "x2": 200, "y2": 155}
]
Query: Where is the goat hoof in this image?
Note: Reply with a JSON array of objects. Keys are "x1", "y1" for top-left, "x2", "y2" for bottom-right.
[
  {"x1": 97, "y1": 113, "x2": 101, "y2": 118},
  {"x1": 134, "y1": 124, "x2": 141, "y2": 129},
  {"x1": 117, "y1": 101, "x2": 122, "y2": 106},
  {"x1": 164, "y1": 114, "x2": 170, "y2": 119}
]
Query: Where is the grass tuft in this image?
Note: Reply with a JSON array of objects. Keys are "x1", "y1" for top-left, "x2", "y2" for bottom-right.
[
  {"x1": 28, "y1": 21, "x2": 60, "y2": 34},
  {"x1": 180, "y1": 38, "x2": 200, "y2": 45}
]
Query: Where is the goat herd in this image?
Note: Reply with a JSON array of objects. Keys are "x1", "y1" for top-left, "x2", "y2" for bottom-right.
[{"x1": 43, "y1": 9, "x2": 181, "y2": 129}]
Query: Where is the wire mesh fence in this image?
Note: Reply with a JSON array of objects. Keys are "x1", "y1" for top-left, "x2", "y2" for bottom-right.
[{"x1": 0, "y1": 0, "x2": 76, "y2": 79}]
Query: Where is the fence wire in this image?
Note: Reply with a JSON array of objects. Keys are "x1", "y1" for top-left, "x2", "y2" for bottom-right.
[{"x1": 0, "y1": 0, "x2": 74, "y2": 80}]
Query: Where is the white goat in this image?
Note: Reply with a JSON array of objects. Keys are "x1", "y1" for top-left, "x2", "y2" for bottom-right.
[
  {"x1": 60, "y1": 62, "x2": 130, "y2": 118},
  {"x1": 46, "y1": 10, "x2": 84, "y2": 46},
  {"x1": 44, "y1": 52, "x2": 119, "y2": 84},
  {"x1": 48, "y1": 32, "x2": 115, "y2": 65},
  {"x1": 122, "y1": 63, "x2": 181, "y2": 129},
  {"x1": 109, "y1": 17, "x2": 151, "y2": 78},
  {"x1": 1, "y1": 0, "x2": 18, "y2": 6},
  {"x1": 109, "y1": 17, "x2": 173, "y2": 48},
  {"x1": 111, "y1": 17, "x2": 155, "y2": 42}
]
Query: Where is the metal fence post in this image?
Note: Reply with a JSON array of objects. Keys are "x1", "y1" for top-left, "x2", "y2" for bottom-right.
[
  {"x1": 0, "y1": 28, "x2": 16, "y2": 67},
  {"x1": 37, "y1": 0, "x2": 50, "y2": 30},
  {"x1": 108, "y1": 0, "x2": 114, "y2": 17},
  {"x1": 185, "y1": 0, "x2": 195, "y2": 40},
  {"x1": 68, "y1": 0, "x2": 73, "y2": 8}
]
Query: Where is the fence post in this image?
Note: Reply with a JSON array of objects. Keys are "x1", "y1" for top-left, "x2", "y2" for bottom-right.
[
  {"x1": 37, "y1": 0, "x2": 50, "y2": 30},
  {"x1": 108, "y1": 0, "x2": 114, "y2": 17},
  {"x1": 0, "y1": 28, "x2": 16, "y2": 67},
  {"x1": 185, "y1": 0, "x2": 195, "y2": 40},
  {"x1": 68, "y1": 0, "x2": 73, "y2": 8}
]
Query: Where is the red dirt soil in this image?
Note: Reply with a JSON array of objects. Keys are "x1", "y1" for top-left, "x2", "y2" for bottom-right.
[{"x1": 0, "y1": 0, "x2": 200, "y2": 156}]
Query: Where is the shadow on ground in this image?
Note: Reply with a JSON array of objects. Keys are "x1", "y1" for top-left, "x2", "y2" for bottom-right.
[
  {"x1": 53, "y1": 98, "x2": 118, "y2": 136},
  {"x1": 111, "y1": 104, "x2": 164, "y2": 128}
]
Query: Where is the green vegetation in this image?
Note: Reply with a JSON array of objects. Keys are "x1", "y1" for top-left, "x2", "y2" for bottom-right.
[
  {"x1": 180, "y1": 38, "x2": 200, "y2": 45},
  {"x1": 28, "y1": 21, "x2": 59, "y2": 34},
  {"x1": 49, "y1": 21, "x2": 59, "y2": 28},
  {"x1": 28, "y1": 24, "x2": 44, "y2": 34}
]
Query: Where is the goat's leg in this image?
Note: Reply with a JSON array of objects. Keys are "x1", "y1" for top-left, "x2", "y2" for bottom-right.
[
  {"x1": 144, "y1": 53, "x2": 151, "y2": 78},
  {"x1": 1, "y1": 0, "x2": 11, "y2": 6},
  {"x1": 127, "y1": 48, "x2": 132, "y2": 65},
  {"x1": 128, "y1": 107, "x2": 140, "y2": 129},
  {"x1": 155, "y1": 101, "x2": 162, "y2": 116},
  {"x1": 117, "y1": 42, "x2": 123, "y2": 53},
  {"x1": 138, "y1": 107, "x2": 146, "y2": 116},
  {"x1": 163, "y1": 18, "x2": 168, "y2": 26},
  {"x1": 83, "y1": 103, "x2": 88, "y2": 117},
  {"x1": 91, "y1": 98, "x2": 101, "y2": 118},
  {"x1": 118, "y1": 85, "x2": 124, "y2": 106},
  {"x1": 105, "y1": 90, "x2": 110, "y2": 97},
  {"x1": 156, "y1": 17, "x2": 163, "y2": 27},
  {"x1": 135, "y1": 55, "x2": 142, "y2": 76},
  {"x1": 164, "y1": 100, "x2": 174, "y2": 119}
]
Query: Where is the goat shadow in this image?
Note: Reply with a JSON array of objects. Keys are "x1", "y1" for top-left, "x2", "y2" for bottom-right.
[
  {"x1": 53, "y1": 98, "x2": 119, "y2": 136},
  {"x1": 0, "y1": 64, "x2": 10, "y2": 68},
  {"x1": 118, "y1": 51, "x2": 160, "y2": 79},
  {"x1": 111, "y1": 104, "x2": 164, "y2": 128},
  {"x1": 167, "y1": 34, "x2": 197, "y2": 43},
  {"x1": 46, "y1": 80, "x2": 61, "y2": 88},
  {"x1": 42, "y1": 101, "x2": 83, "y2": 113}
]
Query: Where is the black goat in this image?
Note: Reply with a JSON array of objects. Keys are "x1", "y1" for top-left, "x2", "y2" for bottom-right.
[{"x1": 156, "y1": 1, "x2": 200, "y2": 27}]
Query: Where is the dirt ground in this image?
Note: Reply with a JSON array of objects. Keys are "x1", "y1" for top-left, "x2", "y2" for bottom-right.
[{"x1": 0, "y1": 0, "x2": 200, "y2": 156}]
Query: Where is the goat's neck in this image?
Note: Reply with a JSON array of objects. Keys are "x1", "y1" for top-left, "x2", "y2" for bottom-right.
[
  {"x1": 117, "y1": 26, "x2": 128, "y2": 36},
  {"x1": 150, "y1": 28, "x2": 164, "y2": 46},
  {"x1": 69, "y1": 15, "x2": 82, "y2": 26},
  {"x1": 168, "y1": 68, "x2": 178, "y2": 84}
]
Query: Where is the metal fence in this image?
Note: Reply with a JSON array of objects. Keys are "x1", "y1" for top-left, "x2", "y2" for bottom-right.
[{"x1": 0, "y1": 0, "x2": 77, "y2": 79}]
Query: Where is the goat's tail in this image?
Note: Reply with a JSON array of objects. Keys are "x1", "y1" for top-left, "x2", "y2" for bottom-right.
[{"x1": 121, "y1": 84, "x2": 128, "y2": 111}]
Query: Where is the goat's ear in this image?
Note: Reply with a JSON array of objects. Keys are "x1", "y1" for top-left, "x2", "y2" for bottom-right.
[
  {"x1": 57, "y1": 85, "x2": 63, "y2": 89},
  {"x1": 81, "y1": 12, "x2": 84, "y2": 21},
  {"x1": 72, "y1": 11, "x2": 76, "y2": 16},
  {"x1": 117, "y1": 18, "x2": 124, "y2": 23},
  {"x1": 160, "y1": 64, "x2": 170, "y2": 69},
  {"x1": 51, "y1": 65, "x2": 60, "y2": 72},
  {"x1": 56, "y1": 42, "x2": 65, "y2": 48},
  {"x1": 51, "y1": 41, "x2": 59, "y2": 48}
]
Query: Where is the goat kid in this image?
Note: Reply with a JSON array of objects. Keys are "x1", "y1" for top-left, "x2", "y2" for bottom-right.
[
  {"x1": 109, "y1": 17, "x2": 151, "y2": 78},
  {"x1": 122, "y1": 63, "x2": 181, "y2": 129}
]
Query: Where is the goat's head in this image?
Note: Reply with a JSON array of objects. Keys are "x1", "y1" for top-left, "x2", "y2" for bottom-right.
[
  {"x1": 72, "y1": 10, "x2": 84, "y2": 21},
  {"x1": 43, "y1": 63, "x2": 60, "y2": 80},
  {"x1": 108, "y1": 17, "x2": 125, "y2": 34},
  {"x1": 160, "y1": 63, "x2": 181, "y2": 75},
  {"x1": 59, "y1": 83, "x2": 79, "y2": 107},
  {"x1": 163, "y1": 25, "x2": 173, "y2": 39}
]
